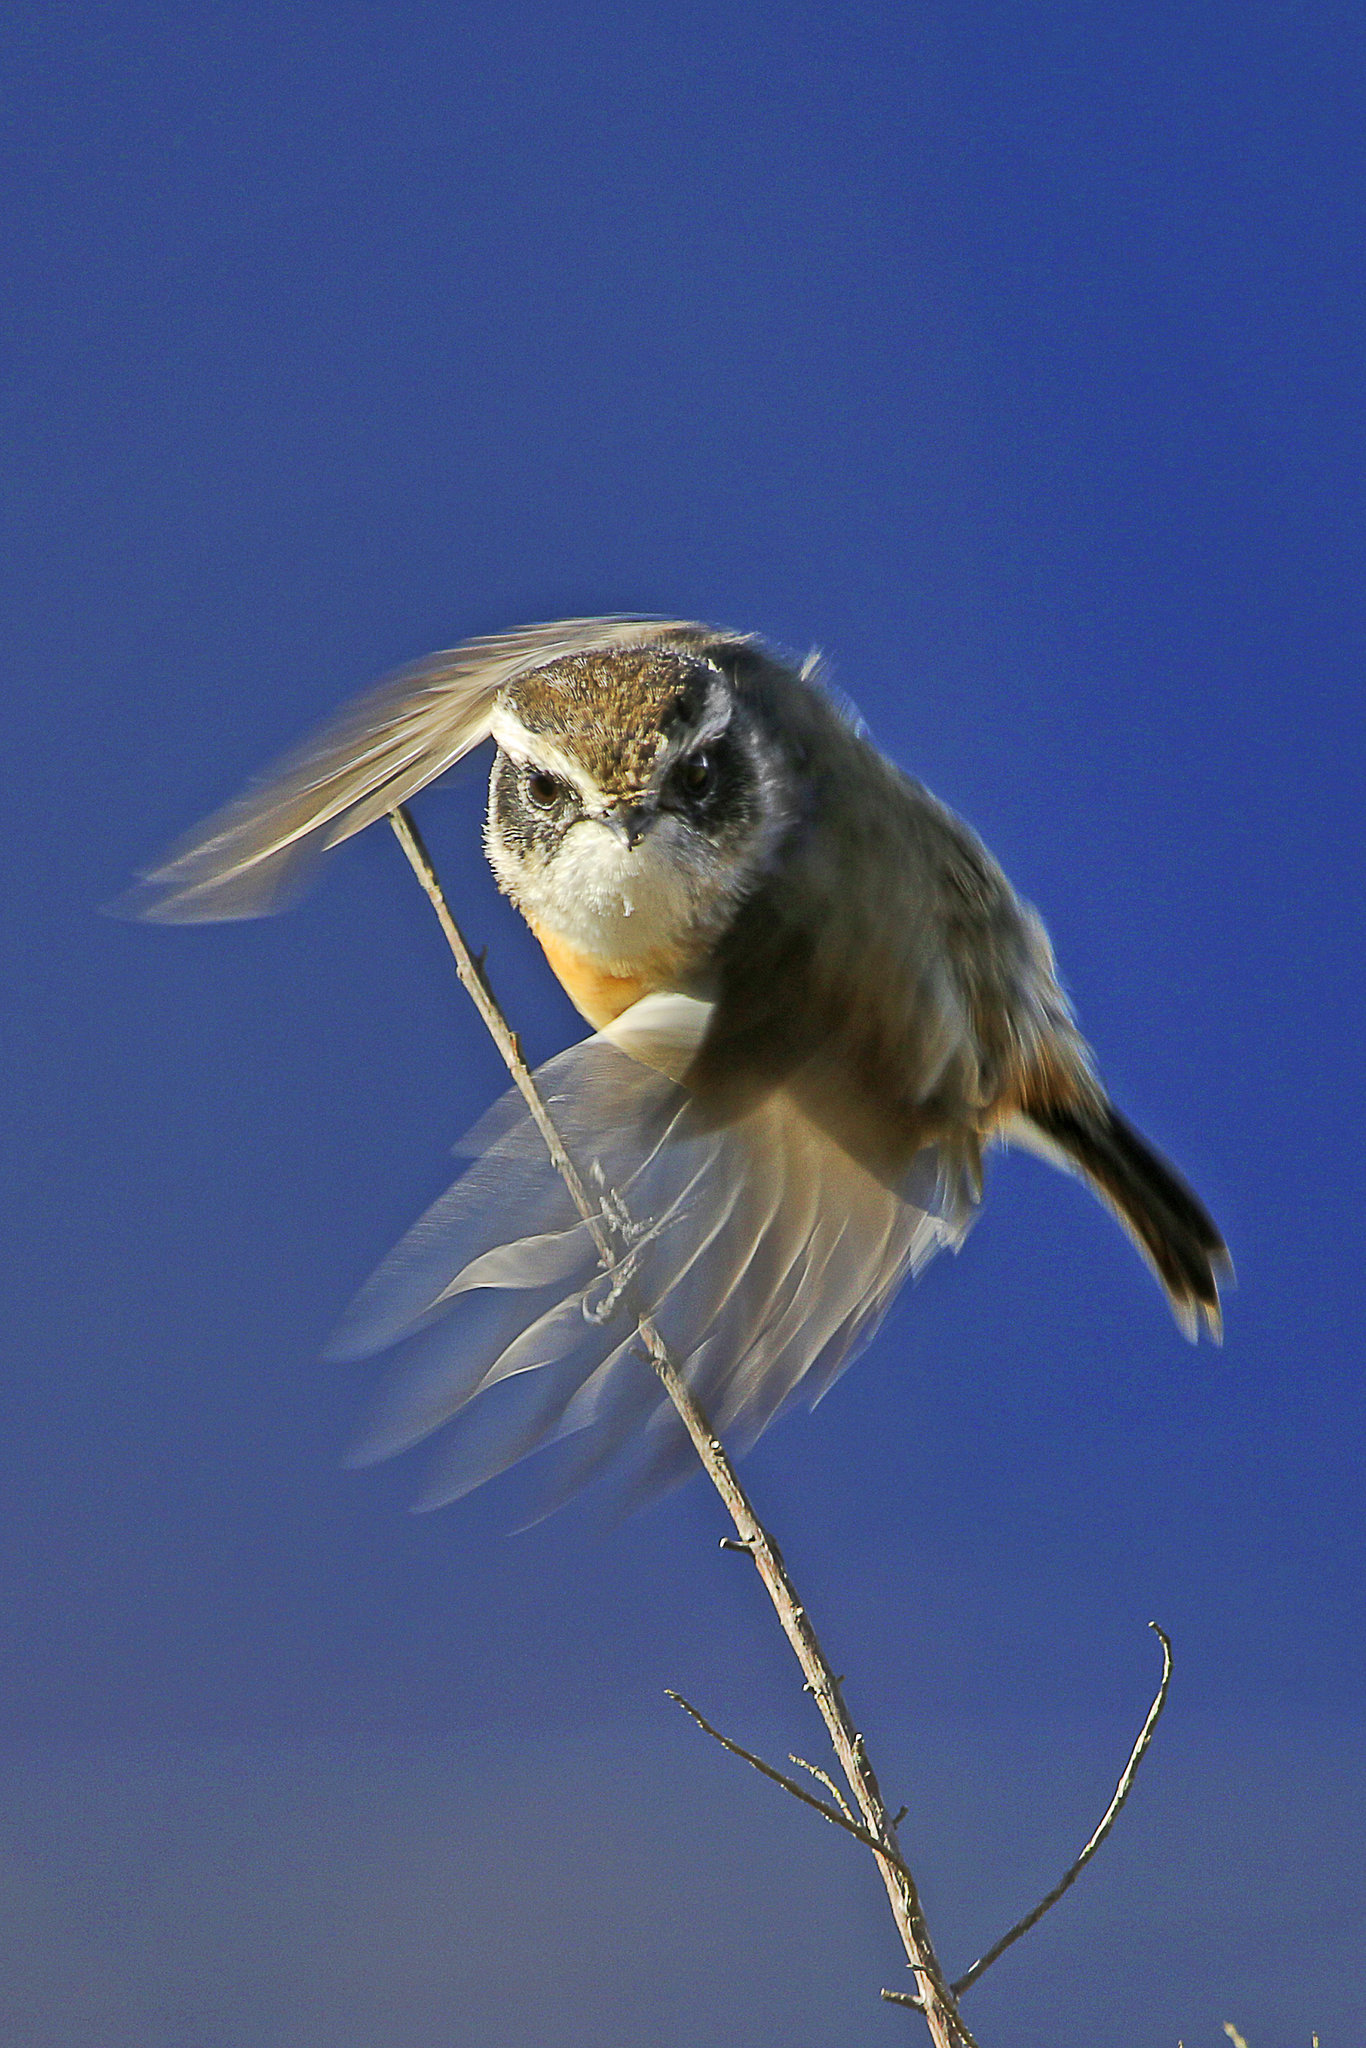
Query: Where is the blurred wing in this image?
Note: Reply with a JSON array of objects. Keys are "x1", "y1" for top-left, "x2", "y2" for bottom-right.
[
  {"x1": 331, "y1": 994, "x2": 977, "y2": 1511},
  {"x1": 125, "y1": 616, "x2": 713, "y2": 921}
]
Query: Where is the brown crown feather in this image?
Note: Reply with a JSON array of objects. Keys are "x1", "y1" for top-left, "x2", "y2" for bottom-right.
[{"x1": 504, "y1": 647, "x2": 715, "y2": 797}]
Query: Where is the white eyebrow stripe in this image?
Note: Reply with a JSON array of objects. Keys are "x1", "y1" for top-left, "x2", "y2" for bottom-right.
[
  {"x1": 490, "y1": 705, "x2": 608, "y2": 808},
  {"x1": 693, "y1": 669, "x2": 735, "y2": 747},
  {"x1": 653, "y1": 666, "x2": 734, "y2": 779}
]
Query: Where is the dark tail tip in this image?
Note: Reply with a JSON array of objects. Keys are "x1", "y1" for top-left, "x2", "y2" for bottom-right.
[{"x1": 1017, "y1": 1101, "x2": 1231, "y2": 1341}]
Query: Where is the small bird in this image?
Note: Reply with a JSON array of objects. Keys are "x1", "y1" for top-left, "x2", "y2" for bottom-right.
[{"x1": 132, "y1": 617, "x2": 1229, "y2": 1508}]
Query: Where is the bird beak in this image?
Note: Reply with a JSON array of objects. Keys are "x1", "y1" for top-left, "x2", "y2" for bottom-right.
[{"x1": 603, "y1": 801, "x2": 655, "y2": 849}]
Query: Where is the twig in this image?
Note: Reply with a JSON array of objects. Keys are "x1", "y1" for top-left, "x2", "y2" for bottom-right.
[
  {"x1": 665, "y1": 1692, "x2": 981, "y2": 2048},
  {"x1": 950, "y1": 1623, "x2": 1173, "y2": 1996},
  {"x1": 788, "y1": 1752, "x2": 856, "y2": 1823},
  {"x1": 387, "y1": 805, "x2": 964, "y2": 2046},
  {"x1": 665, "y1": 1693, "x2": 914, "y2": 1878}
]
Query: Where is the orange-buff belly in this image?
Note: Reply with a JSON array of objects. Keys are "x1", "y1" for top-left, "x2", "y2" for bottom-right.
[{"x1": 531, "y1": 924, "x2": 675, "y2": 1029}]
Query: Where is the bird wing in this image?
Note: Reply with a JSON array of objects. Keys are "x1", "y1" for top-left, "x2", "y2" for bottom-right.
[
  {"x1": 124, "y1": 617, "x2": 715, "y2": 921},
  {"x1": 330, "y1": 993, "x2": 976, "y2": 1512}
]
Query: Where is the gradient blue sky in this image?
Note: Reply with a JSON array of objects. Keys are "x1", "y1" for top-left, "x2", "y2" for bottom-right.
[{"x1": 3, "y1": 5, "x2": 1363, "y2": 2043}]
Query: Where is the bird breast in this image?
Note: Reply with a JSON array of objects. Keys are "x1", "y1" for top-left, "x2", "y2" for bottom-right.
[{"x1": 503, "y1": 815, "x2": 732, "y2": 1026}]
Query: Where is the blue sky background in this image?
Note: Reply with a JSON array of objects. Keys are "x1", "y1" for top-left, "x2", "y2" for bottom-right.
[{"x1": 3, "y1": 4, "x2": 1363, "y2": 2043}]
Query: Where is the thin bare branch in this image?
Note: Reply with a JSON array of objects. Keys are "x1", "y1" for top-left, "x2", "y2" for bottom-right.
[
  {"x1": 665, "y1": 1693, "x2": 910, "y2": 1871},
  {"x1": 789, "y1": 1752, "x2": 856, "y2": 1822},
  {"x1": 663, "y1": 1694, "x2": 982, "y2": 2048},
  {"x1": 387, "y1": 805, "x2": 965, "y2": 2046},
  {"x1": 950, "y1": 1623, "x2": 1173, "y2": 1997}
]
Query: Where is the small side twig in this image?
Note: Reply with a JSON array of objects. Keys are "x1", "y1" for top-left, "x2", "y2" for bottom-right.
[
  {"x1": 664, "y1": 1693, "x2": 982, "y2": 2048},
  {"x1": 950, "y1": 1623, "x2": 1173, "y2": 1996},
  {"x1": 789, "y1": 1752, "x2": 855, "y2": 1822},
  {"x1": 665, "y1": 1692, "x2": 912, "y2": 1876}
]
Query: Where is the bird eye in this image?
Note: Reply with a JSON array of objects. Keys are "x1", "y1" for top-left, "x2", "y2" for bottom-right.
[
  {"x1": 680, "y1": 751, "x2": 716, "y2": 798},
  {"x1": 526, "y1": 769, "x2": 565, "y2": 809}
]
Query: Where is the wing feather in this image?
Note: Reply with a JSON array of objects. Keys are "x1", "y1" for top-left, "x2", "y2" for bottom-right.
[
  {"x1": 337, "y1": 995, "x2": 977, "y2": 1510},
  {"x1": 125, "y1": 617, "x2": 711, "y2": 921}
]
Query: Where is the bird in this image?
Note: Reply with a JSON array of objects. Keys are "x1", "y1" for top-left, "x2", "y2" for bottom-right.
[{"x1": 130, "y1": 616, "x2": 1230, "y2": 1509}]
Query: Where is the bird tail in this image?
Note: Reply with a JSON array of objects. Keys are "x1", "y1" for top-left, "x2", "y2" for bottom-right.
[{"x1": 1004, "y1": 1099, "x2": 1230, "y2": 1340}]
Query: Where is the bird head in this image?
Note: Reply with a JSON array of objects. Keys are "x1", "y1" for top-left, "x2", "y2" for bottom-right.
[{"x1": 483, "y1": 645, "x2": 784, "y2": 972}]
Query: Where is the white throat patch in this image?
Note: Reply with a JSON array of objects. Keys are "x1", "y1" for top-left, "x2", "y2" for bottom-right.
[{"x1": 527, "y1": 814, "x2": 719, "y2": 970}]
